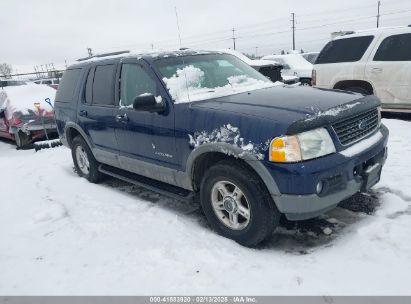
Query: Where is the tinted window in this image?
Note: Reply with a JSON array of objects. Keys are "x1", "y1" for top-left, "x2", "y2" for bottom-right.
[
  {"x1": 374, "y1": 33, "x2": 411, "y2": 61},
  {"x1": 92, "y1": 64, "x2": 116, "y2": 106},
  {"x1": 55, "y1": 69, "x2": 82, "y2": 102},
  {"x1": 316, "y1": 36, "x2": 374, "y2": 64},
  {"x1": 42, "y1": 80, "x2": 52, "y2": 85},
  {"x1": 84, "y1": 67, "x2": 95, "y2": 104},
  {"x1": 120, "y1": 64, "x2": 159, "y2": 107}
]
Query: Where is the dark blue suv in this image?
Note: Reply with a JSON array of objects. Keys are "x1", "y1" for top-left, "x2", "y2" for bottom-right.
[{"x1": 54, "y1": 50, "x2": 388, "y2": 246}]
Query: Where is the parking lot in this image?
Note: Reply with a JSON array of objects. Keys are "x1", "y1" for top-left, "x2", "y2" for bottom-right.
[{"x1": 1, "y1": 117, "x2": 410, "y2": 295}]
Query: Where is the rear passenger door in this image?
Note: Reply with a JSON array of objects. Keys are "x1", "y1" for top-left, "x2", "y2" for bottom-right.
[
  {"x1": 365, "y1": 33, "x2": 411, "y2": 107},
  {"x1": 114, "y1": 59, "x2": 177, "y2": 171},
  {"x1": 77, "y1": 62, "x2": 119, "y2": 166}
]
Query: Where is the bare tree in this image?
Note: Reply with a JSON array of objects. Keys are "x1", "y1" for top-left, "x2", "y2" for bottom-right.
[{"x1": 0, "y1": 63, "x2": 13, "y2": 79}]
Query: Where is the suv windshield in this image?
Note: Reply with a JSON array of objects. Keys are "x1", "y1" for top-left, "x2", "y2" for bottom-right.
[{"x1": 154, "y1": 54, "x2": 274, "y2": 103}]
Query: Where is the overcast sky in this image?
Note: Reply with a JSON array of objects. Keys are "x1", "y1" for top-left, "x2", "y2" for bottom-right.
[{"x1": 1, "y1": 0, "x2": 410, "y2": 74}]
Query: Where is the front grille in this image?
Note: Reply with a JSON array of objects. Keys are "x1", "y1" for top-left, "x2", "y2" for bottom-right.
[{"x1": 332, "y1": 108, "x2": 379, "y2": 146}]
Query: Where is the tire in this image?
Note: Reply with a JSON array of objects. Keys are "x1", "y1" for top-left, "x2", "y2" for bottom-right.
[
  {"x1": 71, "y1": 135, "x2": 103, "y2": 183},
  {"x1": 299, "y1": 78, "x2": 312, "y2": 86},
  {"x1": 200, "y1": 160, "x2": 280, "y2": 247},
  {"x1": 344, "y1": 86, "x2": 370, "y2": 96},
  {"x1": 14, "y1": 131, "x2": 30, "y2": 148}
]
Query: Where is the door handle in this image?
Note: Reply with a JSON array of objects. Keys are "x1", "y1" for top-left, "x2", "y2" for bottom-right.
[
  {"x1": 79, "y1": 110, "x2": 88, "y2": 117},
  {"x1": 115, "y1": 114, "x2": 129, "y2": 123},
  {"x1": 371, "y1": 67, "x2": 383, "y2": 73}
]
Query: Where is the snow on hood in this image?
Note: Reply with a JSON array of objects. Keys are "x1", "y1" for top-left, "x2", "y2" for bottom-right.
[
  {"x1": 162, "y1": 65, "x2": 278, "y2": 103},
  {"x1": 0, "y1": 84, "x2": 56, "y2": 120}
]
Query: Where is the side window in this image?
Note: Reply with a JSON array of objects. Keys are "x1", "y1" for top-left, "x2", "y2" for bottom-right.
[
  {"x1": 120, "y1": 64, "x2": 159, "y2": 107},
  {"x1": 84, "y1": 67, "x2": 95, "y2": 104},
  {"x1": 55, "y1": 68, "x2": 82, "y2": 103},
  {"x1": 92, "y1": 64, "x2": 116, "y2": 106},
  {"x1": 374, "y1": 33, "x2": 411, "y2": 61},
  {"x1": 316, "y1": 36, "x2": 374, "y2": 64}
]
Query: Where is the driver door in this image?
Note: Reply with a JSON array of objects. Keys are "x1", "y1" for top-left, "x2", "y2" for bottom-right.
[{"x1": 114, "y1": 60, "x2": 178, "y2": 173}]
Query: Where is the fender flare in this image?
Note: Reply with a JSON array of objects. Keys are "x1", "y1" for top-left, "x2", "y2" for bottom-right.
[
  {"x1": 185, "y1": 142, "x2": 281, "y2": 196},
  {"x1": 63, "y1": 122, "x2": 94, "y2": 150}
]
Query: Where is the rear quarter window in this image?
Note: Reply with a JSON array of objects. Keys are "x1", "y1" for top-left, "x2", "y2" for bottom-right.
[
  {"x1": 316, "y1": 36, "x2": 374, "y2": 64},
  {"x1": 55, "y1": 69, "x2": 82, "y2": 103},
  {"x1": 92, "y1": 64, "x2": 116, "y2": 106},
  {"x1": 374, "y1": 33, "x2": 411, "y2": 61}
]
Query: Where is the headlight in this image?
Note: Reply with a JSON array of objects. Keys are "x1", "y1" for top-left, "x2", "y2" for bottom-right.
[{"x1": 269, "y1": 128, "x2": 336, "y2": 163}]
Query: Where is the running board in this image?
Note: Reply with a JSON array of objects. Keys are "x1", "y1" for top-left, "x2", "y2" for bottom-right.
[{"x1": 98, "y1": 164, "x2": 195, "y2": 203}]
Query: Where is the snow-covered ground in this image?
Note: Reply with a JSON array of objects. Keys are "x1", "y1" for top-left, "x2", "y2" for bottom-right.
[{"x1": 1, "y1": 118, "x2": 411, "y2": 295}]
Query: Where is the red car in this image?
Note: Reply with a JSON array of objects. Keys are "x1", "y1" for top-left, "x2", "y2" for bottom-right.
[{"x1": 0, "y1": 83, "x2": 56, "y2": 148}]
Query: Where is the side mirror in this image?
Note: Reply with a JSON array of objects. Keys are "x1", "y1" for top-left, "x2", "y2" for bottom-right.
[
  {"x1": 133, "y1": 94, "x2": 165, "y2": 112},
  {"x1": 0, "y1": 109, "x2": 5, "y2": 119}
]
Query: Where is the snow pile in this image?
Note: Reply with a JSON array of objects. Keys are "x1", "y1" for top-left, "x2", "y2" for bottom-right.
[
  {"x1": 188, "y1": 123, "x2": 269, "y2": 160},
  {"x1": 1, "y1": 119, "x2": 411, "y2": 295},
  {"x1": 163, "y1": 65, "x2": 276, "y2": 103},
  {"x1": 0, "y1": 84, "x2": 56, "y2": 119}
]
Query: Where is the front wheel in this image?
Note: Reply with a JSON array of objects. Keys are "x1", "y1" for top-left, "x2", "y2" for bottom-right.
[
  {"x1": 71, "y1": 136, "x2": 103, "y2": 183},
  {"x1": 200, "y1": 160, "x2": 280, "y2": 246}
]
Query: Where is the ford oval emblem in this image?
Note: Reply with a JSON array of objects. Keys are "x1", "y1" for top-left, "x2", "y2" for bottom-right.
[{"x1": 358, "y1": 120, "x2": 368, "y2": 130}]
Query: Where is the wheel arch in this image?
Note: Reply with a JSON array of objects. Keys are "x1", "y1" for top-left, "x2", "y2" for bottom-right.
[
  {"x1": 187, "y1": 143, "x2": 281, "y2": 197},
  {"x1": 333, "y1": 80, "x2": 374, "y2": 95},
  {"x1": 64, "y1": 122, "x2": 94, "y2": 150}
]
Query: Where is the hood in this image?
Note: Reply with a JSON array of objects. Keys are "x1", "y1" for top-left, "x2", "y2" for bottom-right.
[{"x1": 190, "y1": 85, "x2": 380, "y2": 134}]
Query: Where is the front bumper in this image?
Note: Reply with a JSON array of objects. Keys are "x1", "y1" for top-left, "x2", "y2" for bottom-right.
[{"x1": 268, "y1": 124, "x2": 389, "y2": 220}]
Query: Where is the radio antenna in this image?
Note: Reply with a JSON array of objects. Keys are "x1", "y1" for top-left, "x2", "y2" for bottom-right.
[{"x1": 174, "y1": 6, "x2": 183, "y2": 48}]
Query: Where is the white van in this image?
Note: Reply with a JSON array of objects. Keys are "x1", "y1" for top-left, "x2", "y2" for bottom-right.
[{"x1": 313, "y1": 26, "x2": 411, "y2": 112}]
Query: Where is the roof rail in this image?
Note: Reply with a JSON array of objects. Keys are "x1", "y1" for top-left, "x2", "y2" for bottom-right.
[{"x1": 76, "y1": 50, "x2": 130, "y2": 62}]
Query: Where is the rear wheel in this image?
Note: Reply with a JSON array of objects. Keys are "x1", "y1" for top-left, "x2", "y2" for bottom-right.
[
  {"x1": 71, "y1": 136, "x2": 103, "y2": 183},
  {"x1": 200, "y1": 160, "x2": 280, "y2": 246},
  {"x1": 14, "y1": 131, "x2": 30, "y2": 148}
]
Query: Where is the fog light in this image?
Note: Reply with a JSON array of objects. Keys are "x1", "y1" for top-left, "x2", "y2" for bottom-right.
[{"x1": 316, "y1": 181, "x2": 323, "y2": 194}]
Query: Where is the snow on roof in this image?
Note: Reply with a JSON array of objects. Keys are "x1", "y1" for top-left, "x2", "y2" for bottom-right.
[
  {"x1": 215, "y1": 49, "x2": 281, "y2": 67},
  {"x1": 333, "y1": 25, "x2": 411, "y2": 40},
  {"x1": 0, "y1": 84, "x2": 55, "y2": 119},
  {"x1": 262, "y1": 53, "x2": 313, "y2": 69},
  {"x1": 71, "y1": 49, "x2": 222, "y2": 67}
]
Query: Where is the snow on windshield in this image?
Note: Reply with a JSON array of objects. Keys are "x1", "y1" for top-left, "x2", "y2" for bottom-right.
[{"x1": 162, "y1": 65, "x2": 277, "y2": 103}]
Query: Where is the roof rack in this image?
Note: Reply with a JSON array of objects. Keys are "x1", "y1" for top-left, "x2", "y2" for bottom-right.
[{"x1": 76, "y1": 50, "x2": 130, "y2": 62}]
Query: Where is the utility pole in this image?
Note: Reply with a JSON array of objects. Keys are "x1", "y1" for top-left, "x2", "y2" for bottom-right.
[
  {"x1": 291, "y1": 13, "x2": 296, "y2": 51},
  {"x1": 151, "y1": 43, "x2": 154, "y2": 50},
  {"x1": 377, "y1": 1, "x2": 381, "y2": 28},
  {"x1": 255, "y1": 47, "x2": 258, "y2": 58},
  {"x1": 87, "y1": 47, "x2": 93, "y2": 57},
  {"x1": 232, "y1": 28, "x2": 236, "y2": 50}
]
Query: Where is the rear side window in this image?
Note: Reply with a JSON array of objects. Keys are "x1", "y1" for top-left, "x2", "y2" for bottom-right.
[
  {"x1": 55, "y1": 69, "x2": 82, "y2": 102},
  {"x1": 84, "y1": 67, "x2": 95, "y2": 104},
  {"x1": 316, "y1": 36, "x2": 374, "y2": 64},
  {"x1": 374, "y1": 33, "x2": 411, "y2": 61},
  {"x1": 92, "y1": 64, "x2": 116, "y2": 106}
]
